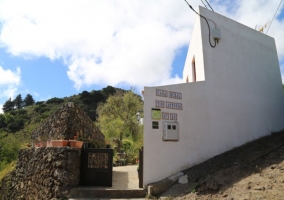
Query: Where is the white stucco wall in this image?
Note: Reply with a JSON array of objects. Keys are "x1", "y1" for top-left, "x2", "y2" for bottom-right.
[
  {"x1": 143, "y1": 6, "x2": 284, "y2": 186},
  {"x1": 183, "y1": 15, "x2": 205, "y2": 82}
]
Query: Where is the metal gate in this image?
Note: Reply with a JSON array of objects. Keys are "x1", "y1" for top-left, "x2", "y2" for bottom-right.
[
  {"x1": 138, "y1": 146, "x2": 143, "y2": 188},
  {"x1": 80, "y1": 148, "x2": 113, "y2": 186}
]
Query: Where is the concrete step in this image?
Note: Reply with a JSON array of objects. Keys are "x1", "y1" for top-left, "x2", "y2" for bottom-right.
[{"x1": 68, "y1": 187, "x2": 146, "y2": 199}]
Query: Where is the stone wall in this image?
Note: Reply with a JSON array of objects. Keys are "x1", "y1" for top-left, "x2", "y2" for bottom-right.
[
  {"x1": 0, "y1": 147, "x2": 81, "y2": 200},
  {"x1": 31, "y1": 102, "x2": 105, "y2": 143}
]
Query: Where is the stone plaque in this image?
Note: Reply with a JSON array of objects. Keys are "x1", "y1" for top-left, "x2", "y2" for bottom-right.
[
  {"x1": 88, "y1": 153, "x2": 108, "y2": 169},
  {"x1": 156, "y1": 89, "x2": 168, "y2": 97},
  {"x1": 156, "y1": 100, "x2": 165, "y2": 108},
  {"x1": 162, "y1": 112, "x2": 169, "y2": 120},
  {"x1": 166, "y1": 102, "x2": 183, "y2": 110},
  {"x1": 170, "y1": 113, "x2": 178, "y2": 120},
  {"x1": 169, "y1": 91, "x2": 182, "y2": 99}
]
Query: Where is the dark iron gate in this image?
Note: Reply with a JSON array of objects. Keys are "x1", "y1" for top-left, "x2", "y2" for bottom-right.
[
  {"x1": 80, "y1": 148, "x2": 113, "y2": 186},
  {"x1": 138, "y1": 146, "x2": 143, "y2": 188}
]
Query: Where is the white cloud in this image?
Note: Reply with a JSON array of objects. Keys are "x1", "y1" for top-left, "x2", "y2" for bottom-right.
[
  {"x1": 0, "y1": 66, "x2": 20, "y2": 85},
  {"x1": 0, "y1": 66, "x2": 21, "y2": 97},
  {"x1": 0, "y1": 66, "x2": 21, "y2": 112},
  {"x1": 0, "y1": 0, "x2": 283, "y2": 89},
  {"x1": 0, "y1": 0, "x2": 194, "y2": 89}
]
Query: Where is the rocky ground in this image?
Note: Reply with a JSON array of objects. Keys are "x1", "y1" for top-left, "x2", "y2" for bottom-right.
[{"x1": 160, "y1": 131, "x2": 284, "y2": 200}]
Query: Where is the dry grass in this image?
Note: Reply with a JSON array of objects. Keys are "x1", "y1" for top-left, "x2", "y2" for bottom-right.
[{"x1": 0, "y1": 161, "x2": 16, "y2": 182}]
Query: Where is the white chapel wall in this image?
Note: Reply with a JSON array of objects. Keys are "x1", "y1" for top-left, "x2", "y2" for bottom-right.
[
  {"x1": 200, "y1": 6, "x2": 284, "y2": 151},
  {"x1": 143, "y1": 6, "x2": 284, "y2": 186},
  {"x1": 183, "y1": 14, "x2": 205, "y2": 83}
]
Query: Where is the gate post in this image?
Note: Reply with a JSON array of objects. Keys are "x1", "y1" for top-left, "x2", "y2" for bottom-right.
[{"x1": 139, "y1": 146, "x2": 143, "y2": 188}]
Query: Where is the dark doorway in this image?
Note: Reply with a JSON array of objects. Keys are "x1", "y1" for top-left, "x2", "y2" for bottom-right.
[{"x1": 192, "y1": 56, "x2": 196, "y2": 82}]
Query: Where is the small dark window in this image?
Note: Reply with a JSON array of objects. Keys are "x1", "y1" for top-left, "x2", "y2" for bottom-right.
[
  {"x1": 192, "y1": 56, "x2": 196, "y2": 82},
  {"x1": 167, "y1": 125, "x2": 171, "y2": 130},
  {"x1": 173, "y1": 125, "x2": 176, "y2": 130},
  {"x1": 152, "y1": 121, "x2": 159, "y2": 129}
]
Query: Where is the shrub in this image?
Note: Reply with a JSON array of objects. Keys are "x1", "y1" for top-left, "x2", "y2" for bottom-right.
[
  {"x1": 46, "y1": 97, "x2": 64, "y2": 104},
  {"x1": 35, "y1": 101, "x2": 45, "y2": 105},
  {"x1": 17, "y1": 109, "x2": 27, "y2": 115}
]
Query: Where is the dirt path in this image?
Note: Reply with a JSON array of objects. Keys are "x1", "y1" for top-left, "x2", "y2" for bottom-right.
[
  {"x1": 160, "y1": 131, "x2": 284, "y2": 199},
  {"x1": 112, "y1": 164, "x2": 139, "y2": 189}
]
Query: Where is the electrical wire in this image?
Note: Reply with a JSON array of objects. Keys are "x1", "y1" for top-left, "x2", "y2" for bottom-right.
[
  {"x1": 266, "y1": 0, "x2": 283, "y2": 34},
  {"x1": 184, "y1": 0, "x2": 216, "y2": 48},
  {"x1": 207, "y1": 18, "x2": 217, "y2": 28},
  {"x1": 204, "y1": 0, "x2": 214, "y2": 12},
  {"x1": 201, "y1": 0, "x2": 208, "y2": 9},
  {"x1": 250, "y1": 143, "x2": 284, "y2": 163},
  {"x1": 277, "y1": 34, "x2": 284, "y2": 40}
]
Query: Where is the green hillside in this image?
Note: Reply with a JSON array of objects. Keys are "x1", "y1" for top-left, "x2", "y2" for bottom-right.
[{"x1": 0, "y1": 85, "x2": 127, "y2": 175}]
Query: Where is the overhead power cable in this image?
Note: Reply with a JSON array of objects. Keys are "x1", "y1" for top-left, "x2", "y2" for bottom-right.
[
  {"x1": 184, "y1": 0, "x2": 216, "y2": 48},
  {"x1": 266, "y1": 0, "x2": 283, "y2": 34},
  {"x1": 201, "y1": 0, "x2": 208, "y2": 9},
  {"x1": 204, "y1": 0, "x2": 214, "y2": 12},
  {"x1": 277, "y1": 34, "x2": 284, "y2": 40}
]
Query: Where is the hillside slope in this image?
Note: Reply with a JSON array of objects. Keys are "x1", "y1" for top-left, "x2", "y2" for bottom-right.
[
  {"x1": 160, "y1": 131, "x2": 284, "y2": 199},
  {"x1": 0, "y1": 86, "x2": 127, "y2": 173}
]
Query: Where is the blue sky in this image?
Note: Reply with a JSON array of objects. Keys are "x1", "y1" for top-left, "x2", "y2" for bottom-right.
[{"x1": 0, "y1": 0, "x2": 284, "y2": 112}]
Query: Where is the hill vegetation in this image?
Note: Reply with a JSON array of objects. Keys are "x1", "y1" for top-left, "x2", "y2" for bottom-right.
[{"x1": 0, "y1": 85, "x2": 136, "y2": 175}]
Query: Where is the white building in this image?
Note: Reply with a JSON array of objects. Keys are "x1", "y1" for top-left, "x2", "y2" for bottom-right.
[{"x1": 143, "y1": 6, "x2": 284, "y2": 186}]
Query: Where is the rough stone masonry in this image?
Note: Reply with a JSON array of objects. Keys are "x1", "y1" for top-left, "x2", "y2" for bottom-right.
[
  {"x1": 0, "y1": 102, "x2": 106, "y2": 199},
  {"x1": 31, "y1": 102, "x2": 105, "y2": 142},
  {"x1": 0, "y1": 147, "x2": 81, "y2": 199}
]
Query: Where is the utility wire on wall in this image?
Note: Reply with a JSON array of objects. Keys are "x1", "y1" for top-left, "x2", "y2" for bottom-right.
[
  {"x1": 201, "y1": 0, "x2": 208, "y2": 9},
  {"x1": 184, "y1": 0, "x2": 216, "y2": 48},
  {"x1": 266, "y1": 0, "x2": 283, "y2": 34},
  {"x1": 277, "y1": 34, "x2": 284, "y2": 40},
  {"x1": 204, "y1": 0, "x2": 214, "y2": 12}
]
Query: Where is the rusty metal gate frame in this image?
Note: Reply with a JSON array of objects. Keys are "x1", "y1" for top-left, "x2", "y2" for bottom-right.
[{"x1": 80, "y1": 148, "x2": 113, "y2": 186}]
